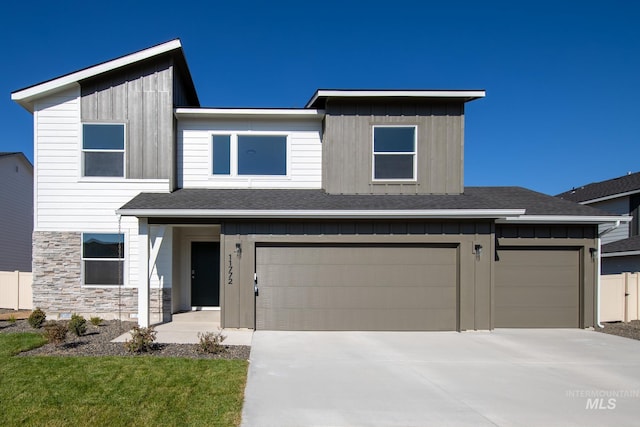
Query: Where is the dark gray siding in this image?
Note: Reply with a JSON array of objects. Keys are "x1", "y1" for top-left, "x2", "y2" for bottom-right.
[
  {"x1": 602, "y1": 255, "x2": 640, "y2": 275},
  {"x1": 81, "y1": 57, "x2": 176, "y2": 185},
  {"x1": 322, "y1": 100, "x2": 464, "y2": 195}
]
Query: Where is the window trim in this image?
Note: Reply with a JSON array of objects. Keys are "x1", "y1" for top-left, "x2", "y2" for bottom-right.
[
  {"x1": 81, "y1": 122, "x2": 127, "y2": 179},
  {"x1": 81, "y1": 232, "x2": 126, "y2": 287},
  {"x1": 371, "y1": 125, "x2": 418, "y2": 182},
  {"x1": 210, "y1": 132, "x2": 290, "y2": 178}
]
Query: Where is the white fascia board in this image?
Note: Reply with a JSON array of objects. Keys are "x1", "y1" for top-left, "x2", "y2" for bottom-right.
[
  {"x1": 579, "y1": 190, "x2": 640, "y2": 205},
  {"x1": 175, "y1": 108, "x2": 325, "y2": 120},
  {"x1": 12, "y1": 40, "x2": 182, "y2": 112},
  {"x1": 117, "y1": 208, "x2": 525, "y2": 219},
  {"x1": 496, "y1": 215, "x2": 632, "y2": 224},
  {"x1": 601, "y1": 250, "x2": 640, "y2": 258},
  {"x1": 305, "y1": 89, "x2": 486, "y2": 108}
]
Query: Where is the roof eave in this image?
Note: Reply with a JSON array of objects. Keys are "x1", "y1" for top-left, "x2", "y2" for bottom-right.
[
  {"x1": 305, "y1": 89, "x2": 486, "y2": 109},
  {"x1": 496, "y1": 215, "x2": 630, "y2": 225},
  {"x1": 175, "y1": 108, "x2": 325, "y2": 120},
  {"x1": 116, "y1": 208, "x2": 525, "y2": 219},
  {"x1": 11, "y1": 39, "x2": 184, "y2": 113}
]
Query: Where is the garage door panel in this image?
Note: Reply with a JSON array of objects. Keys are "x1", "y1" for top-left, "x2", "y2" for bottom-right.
[
  {"x1": 258, "y1": 264, "x2": 457, "y2": 288},
  {"x1": 258, "y1": 246, "x2": 456, "y2": 266},
  {"x1": 259, "y1": 285, "x2": 457, "y2": 310},
  {"x1": 256, "y1": 308, "x2": 457, "y2": 331},
  {"x1": 256, "y1": 245, "x2": 458, "y2": 331},
  {"x1": 495, "y1": 248, "x2": 579, "y2": 328},
  {"x1": 495, "y1": 307, "x2": 579, "y2": 328}
]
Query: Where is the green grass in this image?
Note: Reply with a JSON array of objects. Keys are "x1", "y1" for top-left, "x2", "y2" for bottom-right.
[{"x1": 0, "y1": 333, "x2": 248, "y2": 426}]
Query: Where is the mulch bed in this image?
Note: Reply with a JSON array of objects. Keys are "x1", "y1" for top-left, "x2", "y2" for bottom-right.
[
  {"x1": 595, "y1": 320, "x2": 640, "y2": 341},
  {"x1": 0, "y1": 317, "x2": 250, "y2": 360}
]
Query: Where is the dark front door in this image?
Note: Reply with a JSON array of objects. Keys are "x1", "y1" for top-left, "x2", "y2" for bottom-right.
[{"x1": 191, "y1": 242, "x2": 220, "y2": 307}]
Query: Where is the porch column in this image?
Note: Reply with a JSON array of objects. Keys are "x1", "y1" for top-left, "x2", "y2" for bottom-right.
[{"x1": 138, "y1": 218, "x2": 150, "y2": 327}]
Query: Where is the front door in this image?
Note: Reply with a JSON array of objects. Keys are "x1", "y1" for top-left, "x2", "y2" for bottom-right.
[{"x1": 191, "y1": 242, "x2": 220, "y2": 307}]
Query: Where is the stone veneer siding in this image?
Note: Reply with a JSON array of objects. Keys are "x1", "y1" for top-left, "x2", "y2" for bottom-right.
[
  {"x1": 33, "y1": 231, "x2": 137, "y2": 320},
  {"x1": 150, "y1": 287, "x2": 172, "y2": 324}
]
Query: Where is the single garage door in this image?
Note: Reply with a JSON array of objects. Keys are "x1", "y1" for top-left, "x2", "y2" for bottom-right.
[
  {"x1": 255, "y1": 244, "x2": 458, "y2": 331},
  {"x1": 494, "y1": 247, "x2": 580, "y2": 328}
]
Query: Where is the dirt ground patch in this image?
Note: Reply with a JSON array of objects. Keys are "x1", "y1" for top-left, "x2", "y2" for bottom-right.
[
  {"x1": 595, "y1": 320, "x2": 640, "y2": 341},
  {"x1": 0, "y1": 309, "x2": 31, "y2": 320}
]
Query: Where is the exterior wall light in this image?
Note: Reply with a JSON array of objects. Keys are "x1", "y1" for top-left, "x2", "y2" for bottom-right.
[
  {"x1": 235, "y1": 243, "x2": 242, "y2": 257},
  {"x1": 474, "y1": 244, "x2": 483, "y2": 260}
]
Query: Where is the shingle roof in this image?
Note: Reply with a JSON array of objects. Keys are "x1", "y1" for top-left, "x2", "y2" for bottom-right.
[
  {"x1": 602, "y1": 236, "x2": 640, "y2": 254},
  {"x1": 119, "y1": 186, "x2": 615, "y2": 218},
  {"x1": 556, "y1": 172, "x2": 640, "y2": 203}
]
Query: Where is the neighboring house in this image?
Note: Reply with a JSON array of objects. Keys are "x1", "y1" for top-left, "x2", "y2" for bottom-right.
[
  {"x1": 0, "y1": 152, "x2": 33, "y2": 272},
  {"x1": 557, "y1": 172, "x2": 640, "y2": 275},
  {"x1": 12, "y1": 39, "x2": 625, "y2": 331}
]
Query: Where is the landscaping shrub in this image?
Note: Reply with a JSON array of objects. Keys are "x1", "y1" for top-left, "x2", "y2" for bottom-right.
[
  {"x1": 197, "y1": 330, "x2": 227, "y2": 354},
  {"x1": 44, "y1": 321, "x2": 68, "y2": 345},
  {"x1": 69, "y1": 314, "x2": 87, "y2": 336},
  {"x1": 28, "y1": 308, "x2": 46, "y2": 329},
  {"x1": 124, "y1": 326, "x2": 157, "y2": 353},
  {"x1": 89, "y1": 316, "x2": 103, "y2": 326}
]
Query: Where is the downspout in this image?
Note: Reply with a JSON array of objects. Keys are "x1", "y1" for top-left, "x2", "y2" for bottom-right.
[{"x1": 596, "y1": 220, "x2": 621, "y2": 327}]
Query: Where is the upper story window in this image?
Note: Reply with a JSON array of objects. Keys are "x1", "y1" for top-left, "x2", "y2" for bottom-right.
[
  {"x1": 212, "y1": 134, "x2": 287, "y2": 176},
  {"x1": 82, "y1": 124, "x2": 125, "y2": 177},
  {"x1": 82, "y1": 233, "x2": 124, "y2": 286},
  {"x1": 372, "y1": 126, "x2": 416, "y2": 181}
]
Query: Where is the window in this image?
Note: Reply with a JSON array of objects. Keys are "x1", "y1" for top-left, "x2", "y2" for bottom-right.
[
  {"x1": 212, "y1": 134, "x2": 287, "y2": 176},
  {"x1": 372, "y1": 126, "x2": 416, "y2": 180},
  {"x1": 82, "y1": 233, "x2": 124, "y2": 286},
  {"x1": 82, "y1": 124, "x2": 125, "y2": 177}
]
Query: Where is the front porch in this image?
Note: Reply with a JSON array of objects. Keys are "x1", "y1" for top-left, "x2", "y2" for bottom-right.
[{"x1": 113, "y1": 311, "x2": 253, "y2": 345}]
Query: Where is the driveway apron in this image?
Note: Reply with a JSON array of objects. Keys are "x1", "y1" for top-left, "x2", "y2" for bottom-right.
[{"x1": 241, "y1": 329, "x2": 640, "y2": 427}]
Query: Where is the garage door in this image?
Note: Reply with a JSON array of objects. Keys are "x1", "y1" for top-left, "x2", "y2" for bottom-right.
[
  {"x1": 255, "y1": 245, "x2": 458, "y2": 331},
  {"x1": 494, "y1": 248, "x2": 580, "y2": 328}
]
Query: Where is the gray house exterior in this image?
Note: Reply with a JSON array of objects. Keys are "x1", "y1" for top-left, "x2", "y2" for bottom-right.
[
  {"x1": 558, "y1": 172, "x2": 640, "y2": 275},
  {"x1": 0, "y1": 152, "x2": 33, "y2": 272},
  {"x1": 12, "y1": 40, "x2": 623, "y2": 331}
]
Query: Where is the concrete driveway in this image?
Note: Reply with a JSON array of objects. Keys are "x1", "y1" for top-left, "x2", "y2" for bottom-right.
[{"x1": 241, "y1": 329, "x2": 640, "y2": 427}]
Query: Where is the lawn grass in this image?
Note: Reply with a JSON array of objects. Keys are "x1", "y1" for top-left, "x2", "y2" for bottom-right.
[{"x1": 0, "y1": 333, "x2": 248, "y2": 426}]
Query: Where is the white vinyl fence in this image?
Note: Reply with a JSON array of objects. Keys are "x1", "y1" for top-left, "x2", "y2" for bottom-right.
[
  {"x1": 601, "y1": 273, "x2": 640, "y2": 323},
  {"x1": 0, "y1": 271, "x2": 33, "y2": 310}
]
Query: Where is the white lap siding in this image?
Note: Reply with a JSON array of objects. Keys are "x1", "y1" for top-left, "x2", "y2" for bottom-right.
[
  {"x1": 178, "y1": 119, "x2": 322, "y2": 189},
  {"x1": 34, "y1": 86, "x2": 171, "y2": 289}
]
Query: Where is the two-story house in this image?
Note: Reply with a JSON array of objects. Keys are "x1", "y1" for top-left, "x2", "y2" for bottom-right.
[
  {"x1": 558, "y1": 172, "x2": 640, "y2": 275},
  {"x1": 12, "y1": 40, "x2": 625, "y2": 331}
]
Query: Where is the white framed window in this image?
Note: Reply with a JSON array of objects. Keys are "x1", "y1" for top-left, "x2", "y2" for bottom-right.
[
  {"x1": 82, "y1": 123, "x2": 125, "y2": 177},
  {"x1": 82, "y1": 233, "x2": 125, "y2": 286},
  {"x1": 372, "y1": 126, "x2": 417, "y2": 181},
  {"x1": 212, "y1": 133, "x2": 288, "y2": 176}
]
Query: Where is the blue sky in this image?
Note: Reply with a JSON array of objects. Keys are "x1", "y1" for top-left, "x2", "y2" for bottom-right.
[{"x1": 2, "y1": 0, "x2": 638, "y2": 195}]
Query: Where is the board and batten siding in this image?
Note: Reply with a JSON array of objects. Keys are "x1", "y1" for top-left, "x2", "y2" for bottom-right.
[
  {"x1": 323, "y1": 100, "x2": 464, "y2": 195},
  {"x1": 80, "y1": 56, "x2": 176, "y2": 186},
  {"x1": 178, "y1": 119, "x2": 322, "y2": 189},
  {"x1": 591, "y1": 197, "x2": 630, "y2": 244},
  {"x1": 0, "y1": 155, "x2": 33, "y2": 271},
  {"x1": 34, "y1": 86, "x2": 171, "y2": 288}
]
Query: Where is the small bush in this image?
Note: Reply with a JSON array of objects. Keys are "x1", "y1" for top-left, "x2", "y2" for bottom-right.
[
  {"x1": 28, "y1": 308, "x2": 46, "y2": 329},
  {"x1": 90, "y1": 316, "x2": 103, "y2": 326},
  {"x1": 197, "y1": 330, "x2": 227, "y2": 354},
  {"x1": 7, "y1": 315, "x2": 17, "y2": 324},
  {"x1": 124, "y1": 326, "x2": 157, "y2": 353},
  {"x1": 69, "y1": 314, "x2": 87, "y2": 336},
  {"x1": 44, "y1": 321, "x2": 68, "y2": 345}
]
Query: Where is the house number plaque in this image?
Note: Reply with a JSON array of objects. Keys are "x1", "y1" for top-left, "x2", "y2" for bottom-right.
[{"x1": 228, "y1": 254, "x2": 233, "y2": 285}]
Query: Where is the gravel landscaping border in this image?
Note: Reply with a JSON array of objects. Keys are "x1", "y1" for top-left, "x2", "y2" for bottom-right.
[
  {"x1": 0, "y1": 317, "x2": 250, "y2": 360},
  {"x1": 595, "y1": 320, "x2": 640, "y2": 341}
]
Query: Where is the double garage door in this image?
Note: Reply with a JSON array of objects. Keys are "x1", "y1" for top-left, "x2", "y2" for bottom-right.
[
  {"x1": 255, "y1": 244, "x2": 581, "y2": 330},
  {"x1": 256, "y1": 245, "x2": 458, "y2": 331}
]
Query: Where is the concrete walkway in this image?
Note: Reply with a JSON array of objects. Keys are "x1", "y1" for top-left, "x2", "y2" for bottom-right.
[
  {"x1": 242, "y1": 329, "x2": 640, "y2": 427},
  {"x1": 112, "y1": 311, "x2": 253, "y2": 345}
]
